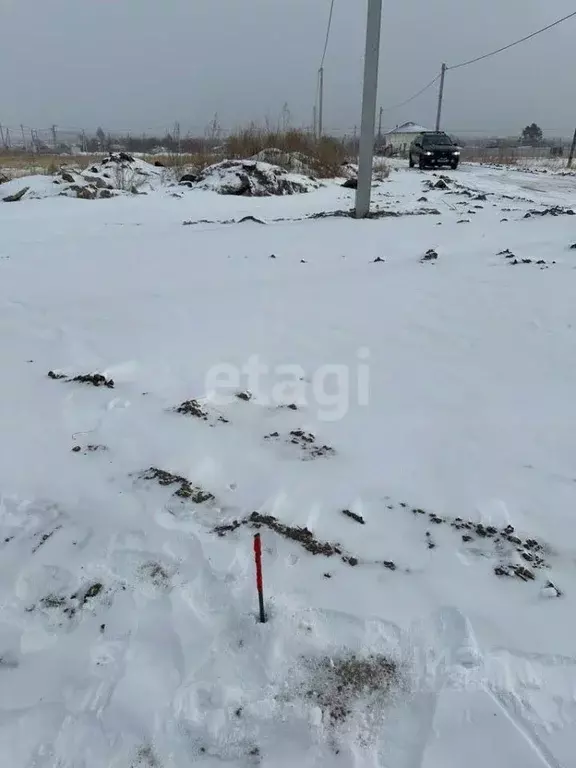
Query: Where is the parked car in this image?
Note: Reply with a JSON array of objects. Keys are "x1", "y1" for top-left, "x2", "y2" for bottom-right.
[{"x1": 409, "y1": 132, "x2": 461, "y2": 169}]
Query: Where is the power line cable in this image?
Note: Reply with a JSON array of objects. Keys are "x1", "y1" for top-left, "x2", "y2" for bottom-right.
[
  {"x1": 448, "y1": 9, "x2": 576, "y2": 70},
  {"x1": 381, "y1": 74, "x2": 441, "y2": 111},
  {"x1": 320, "y1": 0, "x2": 336, "y2": 68}
]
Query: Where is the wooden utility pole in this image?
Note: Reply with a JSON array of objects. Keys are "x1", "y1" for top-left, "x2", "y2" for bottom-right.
[
  {"x1": 567, "y1": 127, "x2": 576, "y2": 168},
  {"x1": 435, "y1": 63, "x2": 447, "y2": 132},
  {"x1": 318, "y1": 66, "x2": 324, "y2": 137}
]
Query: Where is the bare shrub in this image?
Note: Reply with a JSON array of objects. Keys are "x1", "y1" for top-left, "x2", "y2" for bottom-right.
[
  {"x1": 225, "y1": 127, "x2": 347, "y2": 178},
  {"x1": 143, "y1": 151, "x2": 222, "y2": 173}
]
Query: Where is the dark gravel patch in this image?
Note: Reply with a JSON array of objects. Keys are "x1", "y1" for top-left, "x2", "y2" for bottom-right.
[{"x1": 139, "y1": 467, "x2": 215, "y2": 503}]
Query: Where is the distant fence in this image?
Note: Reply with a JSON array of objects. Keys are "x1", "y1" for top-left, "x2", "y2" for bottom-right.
[{"x1": 460, "y1": 145, "x2": 568, "y2": 167}]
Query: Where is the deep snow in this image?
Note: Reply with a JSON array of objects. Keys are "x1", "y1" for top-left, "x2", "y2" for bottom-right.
[{"x1": 1, "y1": 162, "x2": 576, "y2": 767}]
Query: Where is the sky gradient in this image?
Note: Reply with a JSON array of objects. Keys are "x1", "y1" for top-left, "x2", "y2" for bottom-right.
[{"x1": 1, "y1": 0, "x2": 575, "y2": 138}]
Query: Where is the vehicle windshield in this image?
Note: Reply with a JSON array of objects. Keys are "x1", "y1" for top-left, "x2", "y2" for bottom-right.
[{"x1": 422, "y1": 134, "x2": 453, "y2": 146}]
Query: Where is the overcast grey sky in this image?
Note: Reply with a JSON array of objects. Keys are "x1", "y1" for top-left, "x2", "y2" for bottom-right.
[{"x1": 1, "y1": 0, "x2": 575, "y2": 138}]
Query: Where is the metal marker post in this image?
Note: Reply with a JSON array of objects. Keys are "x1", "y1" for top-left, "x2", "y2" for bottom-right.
[{"x1": 253, "y1": 533, "x2": 266, "y2": 623}]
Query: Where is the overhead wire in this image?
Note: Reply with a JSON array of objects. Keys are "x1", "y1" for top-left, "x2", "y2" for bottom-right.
[
  {"x1": 381, "y1": 74, "x2": 441, "y2": 112},
  {"x1": 320, "y1": 0, "x2": 336, "y2": 69},
  {"x1": 380, "y1": 9, "x2": 576, "y2": 115},
  {"x1": 448, "y1": 9, "x2": 576, "y2": 70}
]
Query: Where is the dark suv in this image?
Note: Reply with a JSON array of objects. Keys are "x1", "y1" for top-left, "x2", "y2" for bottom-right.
[{"x1": 409, "y1": 132, "x2": 460, "y2": 170}]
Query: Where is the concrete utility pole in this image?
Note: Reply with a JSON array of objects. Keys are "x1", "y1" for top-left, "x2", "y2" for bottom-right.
[
  {"x1": 567, "y1": 127, "x2": 576, "y2": 168},
  {"x1": 313, "y1": 105, "x2": 317, "y2": 139},
  {"x1": 355, "y1": 0, "x2": 383, "y2": 219},
  {"x1": 20, "y1": 124, "x2": 27, "y2": 151},
  {"x1": 0, "y1": 124, "x2": 5, "y2": 149},
  {"x1": 435, "y1": 63, "x2": 447, "y2": 132},
  {"x1": 318, "y1": 66, "x2": 324, "y2": 137},
  {"x1": 51, "y1": 125, "x2": 58, "y2": 151},
  {"x1": 378, "y1": 106, "x2": 383, "y2": 141}
]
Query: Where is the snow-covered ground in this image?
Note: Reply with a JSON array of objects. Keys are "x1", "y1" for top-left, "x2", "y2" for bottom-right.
[{"x1": 1, "y1": 163, "x2": 576, "y2": 767}]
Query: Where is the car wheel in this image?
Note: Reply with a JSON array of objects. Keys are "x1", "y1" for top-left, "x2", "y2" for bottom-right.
[
  {"x1": 409, "y1": 154, "x2": 415, "y2": 168},
  {"x1": 450, "y1": 161, "x2": 459, "y2": 170},
  {"x1": 418, "y1": 157, "x2": 427, "y2": 170}
]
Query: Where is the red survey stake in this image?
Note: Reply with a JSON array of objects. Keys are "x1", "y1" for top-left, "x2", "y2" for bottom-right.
[{"x1": 253, "y1": 533, "x2": 266, "y2": 623}]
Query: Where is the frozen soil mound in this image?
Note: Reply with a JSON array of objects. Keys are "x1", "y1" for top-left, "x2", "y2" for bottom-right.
[
  {"x1": 190, "y1": 160, "x2": 321, "y2": 196},
  {"x1": 60, "y1": 153, "x2": 165, "y2": 198},
  {"x1": 1, "y1": 153, "x2": 166, "y2": 202}
]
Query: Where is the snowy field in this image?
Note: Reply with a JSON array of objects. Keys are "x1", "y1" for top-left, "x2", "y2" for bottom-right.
[{"x1": 1, "y1": 161, "x2": 576, "y2": 767}]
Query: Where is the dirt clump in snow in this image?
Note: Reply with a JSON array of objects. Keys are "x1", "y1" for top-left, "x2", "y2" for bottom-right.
[
  {"x1": 37, "y1": 581, "x2": 104, "y2": 619},
  {"x1": 214, "y1": 511, "x2": 354, "y2": 562},
  {"x1": 423, "y1": 176, "x2": 451, "y2": 191},
  {"x1": 524, "y1": 205, "x2": 575, "y2": 217},
  {"x1": 71, "y1": 372, "x2": 114, "y2": 388},
  {"x1": 174, "y1": 398, "x2": 209, "y2": 419},
  {"x1": 494, "y1": 564, "x2": 535, "y2": 581},
  {"x1": 71, "y1": 444, "x2": 108, "y2": 454},
  {"x1": 138, "y1": 561, "x2": 171, "y2": 589},
  {"x1": 132, "y1": 745, "x2": 161, "y2": 768},
  {"x1": 173, "y1": 398, "x2": 229, "y2": 425},
  {"x1": 301, "y1": 653, "x2": 401, "y2": 727},
  {"x1": 264, "y1": 429, "x2": 336, "y2": 459},
  {"x1": 179, "y1": 172, "x2": 198, "y2": 187},
  {"x1": 341, "y1": 509, "x2": 365, "y2": 525},
  {"x1": 249, "y1": 512, "x2": 343, "y2": 557},
  {"x1": 140, "y1": 467, "x2": 215, "y2": 503},
  {"x1": 398, "y1": 502, "x2": 551, "y2": 577},
  {"x1": 189, "y1": 160, "x2": 321, "y2": 197},
  {"x1": 48, "y1": 371, "x2": 115, "y2": 388},
  {"x1": 2, "y1": 186, "x2": 29, "y2": 202}
]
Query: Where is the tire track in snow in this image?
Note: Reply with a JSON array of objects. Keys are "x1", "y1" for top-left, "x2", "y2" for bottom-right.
[{"x1": 485, "y1": 686, "x2": 565, "y2": 768}]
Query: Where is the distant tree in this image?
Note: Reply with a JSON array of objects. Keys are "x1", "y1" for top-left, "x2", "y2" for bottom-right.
[
  {"x1": 86, "y1": 136, "x2": 99, "y2": 153},
  {"x1": 95, "y1": 126, "x2": 106, "y2": 149},
  {"x1": 521, "y1": 123, "x2": 543, "y2": 146},
  {"x1": 279, "y1": 102, "x2": 292, "y2": 132}
]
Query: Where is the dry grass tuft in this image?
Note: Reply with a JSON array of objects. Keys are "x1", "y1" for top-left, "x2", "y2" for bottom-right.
[
  {"x1": 1, "y1": 130, "x2": 352, "y2": 180},
  {"x1": 460, "y1": 147, "x2": 518, "y2": 166},
  {"x1": 301, "y1": 652, "x2": 401, "y2": 726},
  {"x1": 225, "y1": 127, "x2": 347, "y2": 178}
]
